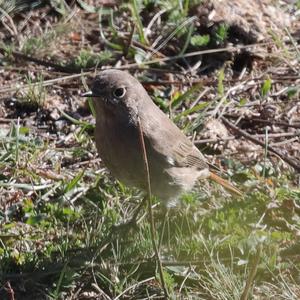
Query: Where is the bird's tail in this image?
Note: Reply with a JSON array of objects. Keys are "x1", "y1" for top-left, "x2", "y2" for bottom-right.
[{"x1": 209, "y1": 171, "x2": 242, "y2": 196}]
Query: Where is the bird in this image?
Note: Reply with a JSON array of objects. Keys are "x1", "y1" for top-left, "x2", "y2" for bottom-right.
[{"x1": 86, "y1": 69, "x2": 241, "y2": 209}]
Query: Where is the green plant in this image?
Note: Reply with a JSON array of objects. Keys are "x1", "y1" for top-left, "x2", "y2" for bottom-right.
[
  {"x1": 22, "y1": 74, "x2": 46, "y2": 107},
  {"x1": 21, "y1": 23, "x2": 70, "y2": 55},
  {"x1": 50, "y1": 0, "x2": 70, "y2": 16},
  {"x1": 74, "y1": 49, "x2": 112, "y2": 69},
  {"x1": 215, "y1": 23, "x2": 229, "y2": 44},
  {"x1": 190, "y1": 34, "x2": 210, "y2": 47},
  {"x1": 261, "y1": 77, "x2": 272, "y2": 98},
  {"x1": 129, "y1": 0, "x2": 148, "y2": 44}
]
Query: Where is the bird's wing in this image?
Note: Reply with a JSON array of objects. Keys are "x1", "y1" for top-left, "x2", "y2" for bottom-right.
[
  {"x1": 172, "y1": 139, "x2": 208, "y2": 170},
  {"x1": 140, "y1": 102, "x2": 208, "y2": 171},
  {"x1": 139, "y1": 103, "x2": 242, "y2": 196}
]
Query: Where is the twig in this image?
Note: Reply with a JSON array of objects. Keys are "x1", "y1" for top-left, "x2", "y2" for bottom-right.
[
  {"x1": 224, "y1": 115, "x2": 300, "y2": 129},
  {"x1": 240, "y1": 245, "x2": 262, "y2": 300},
  {"x1": 220, "y1": 117, "x2": 300, "y2": 172},
  {"x1": 137, "y1": 117, "x2": 169, "y2": 298},
  {"x1": 271, "y1": 137, "x2": 299, "y2": 147},
  {"x1": 0, "y1": 7, "x2": 18, "y2": 36},
  {"x1": 123, "y1": 23, "x2": 135, "y2": 58},
  {"x1": 4, "y1": 281, "x2": 15, "y2": 300},
  {"x1": 114, "y1": 276, "x2": 155, "y2": 300},
  {"x1": 0, "y1": 47, "x2": 77, "y2": 73},
  {"x1": 0, "y1": 182, "x2": 55, "y2": 190},
  {"x1": 179, "y1": 267, "x2": 193, "y2": 293},
  {"x1": 127, "y1": 42, "x2": 272, "y2": 67},
  {"x1": 0, "y1": 42, "x2": 277, "y2": 96},
  {"x1": 194, "y1": 131, "x2": 300, "y2": 145},
  {"x1": 285, "y1": 28, "x2": 300, "y2": 59},
  {"x1": 0, "y1": 71, "x2": 91, "y2": 95},
  {"x1": 91, "y1": 283, "x2": 112, "y2": 300},
  {"x1": 251, "y1": 118, "x2": 300, "y2": 129},
  {"x1": 262, "y1": 127, "x2": 269, "y2": 178},
  {"x1": 0, "y1": 118, "x2": 18, "y2": 123},
  {"x1": 145, "y1": 8, "x2": 167, "y2": 38}
]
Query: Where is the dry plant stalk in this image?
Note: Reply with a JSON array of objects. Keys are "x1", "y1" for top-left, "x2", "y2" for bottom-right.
[{"x1": 137, "y1": 117, "x2": 169, "y2": 298}]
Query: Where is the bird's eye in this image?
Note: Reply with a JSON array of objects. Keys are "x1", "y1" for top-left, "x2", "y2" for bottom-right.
[{"x1": 113, "y1": 87, "x2": 126, "y2": 98}]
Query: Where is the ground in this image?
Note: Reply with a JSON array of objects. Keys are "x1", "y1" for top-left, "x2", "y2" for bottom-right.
[{"x1": 0, "y1": 1, "x2": 300, "y2": 299}]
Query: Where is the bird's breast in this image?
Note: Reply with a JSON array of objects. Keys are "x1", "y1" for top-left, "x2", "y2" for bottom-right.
[{"x1": 95, "y1": 113, "x2": 144, "y2": 187}]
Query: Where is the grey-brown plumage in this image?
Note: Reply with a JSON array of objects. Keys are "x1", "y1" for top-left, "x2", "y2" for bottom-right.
[{"x1": 91, "y1": 69, "x2": 240, "y2": 207}]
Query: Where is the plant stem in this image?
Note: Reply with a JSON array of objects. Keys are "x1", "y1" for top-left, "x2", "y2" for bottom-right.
[
  {"x1": 137, "y1": 117, "x2": 169, "y2": 298},
  {"x1": 240, "y1": 244, "x2": 262, "y2": 300}
]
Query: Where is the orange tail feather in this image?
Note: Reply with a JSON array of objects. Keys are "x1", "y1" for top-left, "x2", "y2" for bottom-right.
[{"x1": 209, "y1": 171, "x2": 242, "y2": 196}]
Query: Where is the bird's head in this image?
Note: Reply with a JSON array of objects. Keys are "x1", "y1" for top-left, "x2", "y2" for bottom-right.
[{"x1": 85, "y1": 70, "x2": 150, "y2": 121}]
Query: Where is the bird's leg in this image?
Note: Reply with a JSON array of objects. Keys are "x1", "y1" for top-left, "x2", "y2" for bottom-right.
[
  {"x1": 132, "y1": 196, "x2": 148, "y2": 222},
  {"x1": 158, "y1": 207, "x2": 169, "y2": 251},
  {"x1": 112, "y1": 196, "x2": 147, "y2": 233}
]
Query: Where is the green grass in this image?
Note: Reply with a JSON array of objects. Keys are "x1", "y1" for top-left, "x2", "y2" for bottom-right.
[
  {"x1": 21, "y1": 23, "x2": 71, "y2": 56},
  {"x1": 73, "y1": 49, "x2": 113, "y2": 69},
  {"x1": 1, "y1": 120, "x2": 299, "y2": 298}
]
